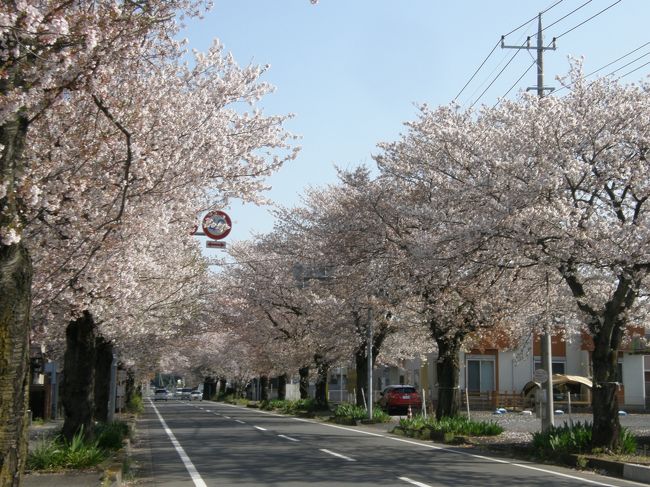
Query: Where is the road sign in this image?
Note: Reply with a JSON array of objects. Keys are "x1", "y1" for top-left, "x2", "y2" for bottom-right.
[
  {"x1": 202, "y1": 210, "x2": 232, "y2": 240},
  {"x1": 206, "y1": 241, "x2": 226, "y2": 249},
  {"x1": 533, "y1": 368, "x2": 549, "y2": 384}
]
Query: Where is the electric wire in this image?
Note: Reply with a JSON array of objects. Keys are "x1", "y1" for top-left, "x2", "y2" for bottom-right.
[
  {"x1": 469, "y1": 44, "x2": 524, "y2": 109},
  {"x1": 493, "y1": 59, "x2": 537, "y2": 107},
  {"x1": 480, "y1": 0, "x2": 623, "y2": 106},
  {"x1": 552, "y1": 43, "x2": 650, "y2": 94},
  {"x1": 541, "y1": 0, "x2": 593, "y2": 33},
  {"x1": 554, "y1": 0, "x2": 621, "y2": 39},
  {"x1": 617, "y1": 60, "x2": 650, "y2": 80},
  {"x1": 452, "y1": 0, "x2": 565, "y2": 103},
  {"x1": 604, "y1": 51, "x2": 650, "y2": 78},
  {"x1": 452, "y1": 40, "x2": 500, "y2": 103}
]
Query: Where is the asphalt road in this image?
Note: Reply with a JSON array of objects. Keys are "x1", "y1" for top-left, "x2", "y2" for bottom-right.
[{"x1": 135, "y1": 399, "x2": 647, "y2": 487}]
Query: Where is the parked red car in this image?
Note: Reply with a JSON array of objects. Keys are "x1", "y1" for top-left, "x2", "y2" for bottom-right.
[{"x1": 378, "y1": 385, "x2": 422, "y2": 414}]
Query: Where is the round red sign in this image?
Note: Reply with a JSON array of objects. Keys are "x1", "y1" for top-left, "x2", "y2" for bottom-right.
[{"x1": 202, "y1": 210, "x2": 232, "y2": 240}]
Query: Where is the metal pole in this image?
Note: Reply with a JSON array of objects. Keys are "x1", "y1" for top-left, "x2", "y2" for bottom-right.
[
  {"x1": 542, "y1": 270, "x2": 555, "y2": 430},
  {"x1": 367, "y1": 307, "x2": 373, "y2": 420},
  {"x1": 108, "y1": 354, "x2": 118, "y2": 422}
]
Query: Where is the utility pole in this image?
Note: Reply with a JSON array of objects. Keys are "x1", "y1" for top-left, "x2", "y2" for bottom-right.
[
  {"x1": 367, "y1": 307, "x2": 373, "y2": 421},
  {"x1": 502, "y1": 13, "x2": 556, "y2": 431}
]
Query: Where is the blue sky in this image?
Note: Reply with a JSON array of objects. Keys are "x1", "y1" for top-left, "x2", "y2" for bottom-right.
[{"x1": 182, "y1": 0, "x2": 650, "y2": 248}]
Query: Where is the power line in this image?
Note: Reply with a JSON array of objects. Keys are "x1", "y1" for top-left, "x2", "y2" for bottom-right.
[
  {"x1": 555, "y1": 0, "x2": 621, "y2": 39},
  {"x1": 617, "y1": 60, "x2": 650, "y2": 80},
  {"x1": 604, "y1": 51, "x2": 650, "y2": 78},
  {"x1": 469, "y1": 46, "x2": 523, "y2": 109},
  {"x1": 453, "y1": 0, "x2": 565, "y2": 103},
  {"x1": 553, "y1": 42, "x2": 650, "y2": 94},
  {"x1": 542, "y1": 0, "x2": 593, "y2": 33},
  {"x1": 494, "y1": 59, "x2": 537, "y2": 107},
  {"x1": 453, "y1": 40, "x2": 501, "y2": 103}
]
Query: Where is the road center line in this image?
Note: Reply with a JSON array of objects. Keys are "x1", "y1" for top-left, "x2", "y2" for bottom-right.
[
  {"x1": 278, "y1": 434, "x2": 299, "y2": 442},
  {"x1": 254, "y1": 426, "x2": 267, "y2": 431},
  {"x1": 149, "y1": 400, "x2": 207, "y2": 487},
  {"x1": 320, "y1": 449, "x2": 356, "y2": 462},
  {"x1": 399, "y1": 477, "x2": 433, "y2": 487},
  {"x1": 235, "y1": 420, "x2": 245, "y2": 424}
]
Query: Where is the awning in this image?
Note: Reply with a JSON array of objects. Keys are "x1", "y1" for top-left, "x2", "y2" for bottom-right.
[{"x1": 522, "y1": 374, "x2": 592, "y2": 396}]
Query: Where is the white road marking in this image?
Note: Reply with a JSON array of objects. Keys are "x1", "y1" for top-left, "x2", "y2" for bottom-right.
[
  {"x1": 399, "y1": 477, "x2": 433, "y2": 487},
  {"x1": 254, "y1": 426, "x2": 267, "y2": 431},
  {"x1": 149, "y1": 400, "x2": 207, "y2": 487},
  {"x1": 203, "y1": 402, "x2": 625, "y2": 486},
  {"x1": 320, "y1": 449, "x2": 356, "y2": 462},
  {"x1": 278, "y1": 434, "x2": 299, "y2": 442},
  {"x1": 223, "y1": 416, "x2": 231, "y2": 419},
  {"x1": 235, "y1": 420, "x2": 245, "y2": 424}
]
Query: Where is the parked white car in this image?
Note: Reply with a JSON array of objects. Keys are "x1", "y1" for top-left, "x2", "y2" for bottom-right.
[
  {"x1": 154, "y1": 388, "x2": 169, "y2": 401},
  {"x1": 190, "y1": 390, "x2": 203, "y2": 401}
]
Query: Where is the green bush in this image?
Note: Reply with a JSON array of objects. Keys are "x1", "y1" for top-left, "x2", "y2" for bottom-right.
[
  {"x1": 127, "y1": 394, "x2": 144, "y2": 414},
  {"x1": 258, "y1": 398, "x2": 324, "y2": 415},
  {"x1": 398, "y1": 415, "x2": 503, "y2": 436},
  {"x1": 27, "y1": 428, "x2": 106, "y2": 471},
  {"x1": 332, "y1": 403, "x2": 391, "y2": 423},
  {"x1": 532, "y1": 422, "x2": 637, "y2": 456},
  {"x1": 94, "y1": 421, "x2": 130, "y2": 451}
]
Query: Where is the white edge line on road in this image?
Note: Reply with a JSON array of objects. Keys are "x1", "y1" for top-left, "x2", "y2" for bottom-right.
[
  {"x1": 149, "y1": 400, "x2": 207, "y2": 487},
  {"x1": 278, "y1": 434, "x2": 299, "y2": 442},
  {"x1": 387, "y1": 433, "x2": 619, "y2": 486},
  {"x1": 320, "y1": 449, "x2": 356, "y2": 462},
  {"x1": 399, "y1": 477, "x2": 433, "y2": 487},
  {"x1": 254, "y1": 426, "x2": 267, "y2": 431}
]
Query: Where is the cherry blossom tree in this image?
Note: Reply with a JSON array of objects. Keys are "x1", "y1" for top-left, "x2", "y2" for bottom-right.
[
  {"x1": 376, "y1": 64, "x2": 650, "y2": 447},
  {"x1": 1, "y1": 0, "x2": 300, "y2": 479}
]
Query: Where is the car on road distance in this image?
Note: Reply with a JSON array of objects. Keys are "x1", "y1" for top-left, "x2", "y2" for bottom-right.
[
  {"x1": 378, "y1": 385, "x2": 422, "y2": 414},
  {"x1": 154, "y1": 388, "x2": 169, "y2": 401},
  {"x1": 190, "y1": 390, "x2": 203, "y2": 401},
  {"x1": 179, "y1": 387, "x2": 193, "y2": 400}
]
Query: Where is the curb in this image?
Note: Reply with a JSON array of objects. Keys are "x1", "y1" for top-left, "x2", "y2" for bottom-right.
[{"x1": 623, "y1": 463, "x2": 650, "y2": 483}]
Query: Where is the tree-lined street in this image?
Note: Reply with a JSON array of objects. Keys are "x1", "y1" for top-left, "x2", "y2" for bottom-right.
[{"x1": 3, "y1": 2, "x2": 650, "y2": 485}]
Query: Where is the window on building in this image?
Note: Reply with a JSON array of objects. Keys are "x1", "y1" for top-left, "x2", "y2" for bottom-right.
[
  {"x1": 467, "y1": 358, "x2": 495, "y2": 392},
  {"x1": 534, "y1": 359, "x2": 566, "y2": 375}
]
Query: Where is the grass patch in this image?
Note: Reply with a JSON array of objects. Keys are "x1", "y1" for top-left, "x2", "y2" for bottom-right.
[
  {"x1": 398, "y1": 415, "x2": 504, "y2": 437},
  {"x1": 95, "y1": 421, "x2": 130, "y2": 451},
  {"x1": 532, "y1": 421, "x2": 637, "y2": 457},
  {"x1": 126, "y1": 394, "x2": 144, "y2": 414},
  {"x1": 260, "y1": 398, "x2": 328, "y2": 415},
  {"x1": 27, "y1": 427, "x2": 106, "y2": 471},
  {"x1": 332, "y1": 403, "x2": 391, "y2": 423},
  {"x1": 27, "y1": 421, "x2": 131, "y2": 471}
]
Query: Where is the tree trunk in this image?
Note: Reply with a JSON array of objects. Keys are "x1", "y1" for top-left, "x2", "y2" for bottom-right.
[
  {"x1": 354, "y1": 347, "x2": 368, "y2": 407},
  {"x1": 62, "y1": 311, "x2": 97, "y2": 442},
  {"x1": 277, "y1": 374, "x2": 287, "y2": 400},
  {"x1": 298, "y1": 366, "x2": 309, "y2": 399},
  {"x1": 435, "y1": 337, "x2": 461, "y2": 420},
  {"x1": 0, "y1": 107, "x2": 31, "y2": 487},
  {"x1": 260, "y1": 376, "x2": 269, "y2": 401},
  {"x1": 218, "y1": 377, "x2": 227, "y2": 397},
  {"x1": 314, "y1": 357, "x2": 329, "y2": 407},
  {"x1": 125, "y1": 368, "x2": 135, "y2": 406},
  {"x1": 93, "y1": 337, "x2": 113, "y2": 423},
  {"x1": 0, "y1": 242, "x2": 32, "y2": 487},
  {"x1": 203, "y1": 377, "x2": 216, "y2": 400},
  {"x1": 590, "y1": 319, "x2": 624, "y2": 450}
]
